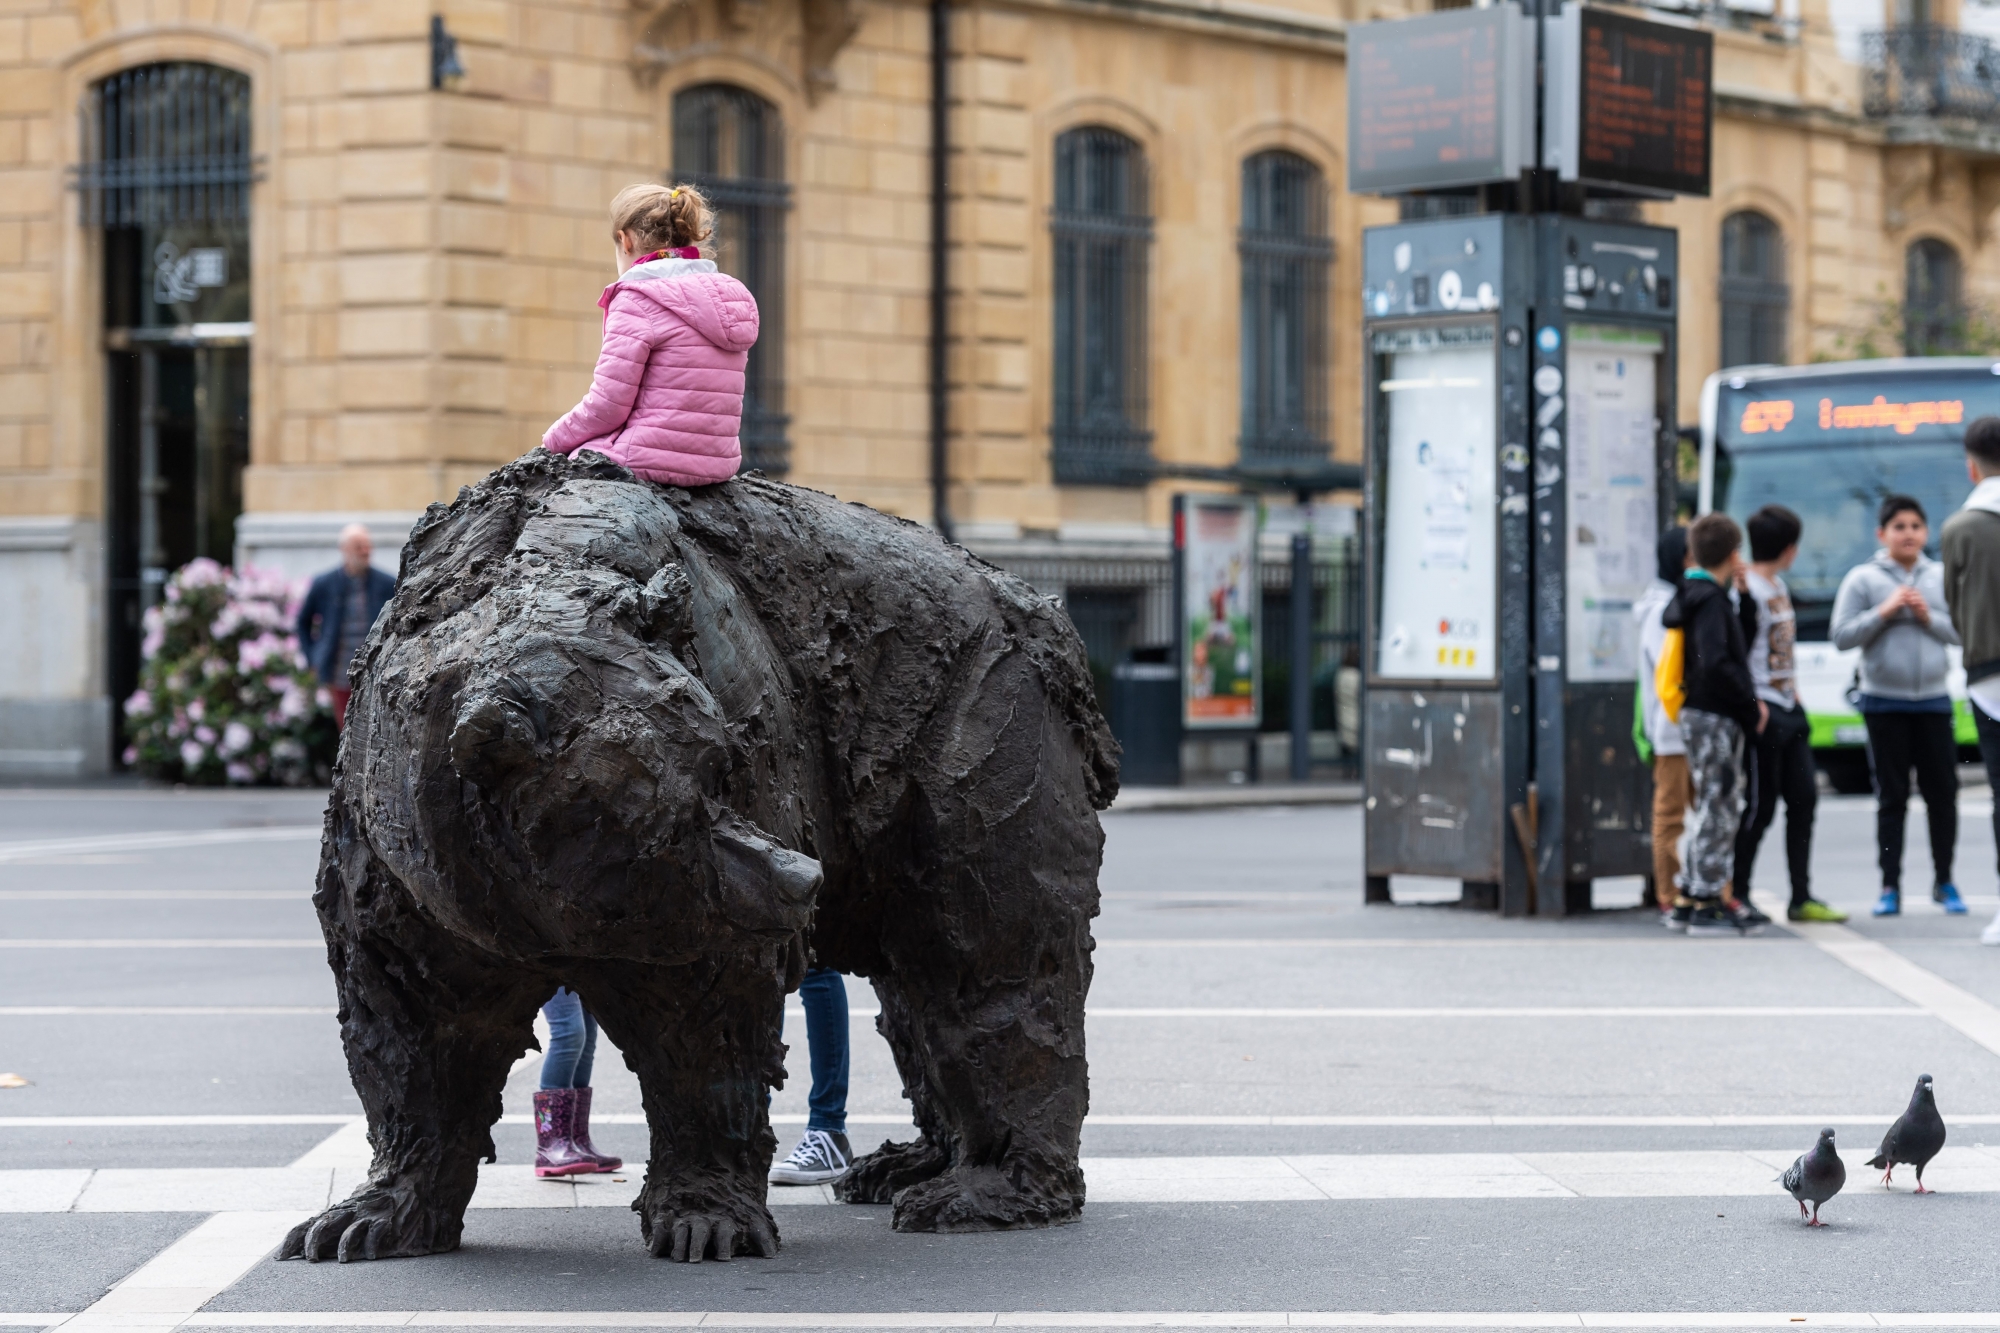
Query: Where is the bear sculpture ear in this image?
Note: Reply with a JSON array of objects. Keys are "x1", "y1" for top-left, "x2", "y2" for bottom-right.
[
  {"x1": 707, "y1": 802, "x2": 821, "y2": 935},
  {"x1": 640, "y1": 563, "x2": 698, "y2": 660}
]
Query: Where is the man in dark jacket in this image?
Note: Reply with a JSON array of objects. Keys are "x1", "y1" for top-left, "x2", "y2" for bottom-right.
[
  {"x1": 296, "y1": 523, "x2": 396, "y2": 730},
  {"x1": 1663, "y1": 512, "x2": 1766, "y2": 936},
  {"x1": 1942, "y1": 415, "x2": 2000, "y2": 946}
]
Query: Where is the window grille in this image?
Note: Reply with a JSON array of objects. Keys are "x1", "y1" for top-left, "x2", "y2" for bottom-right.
[
  {"x1": 1238, "y1": 151, "x2": 1331, "y2": 474},
  {"x1": 1051, "y1": 127, "x2": 1153, "y2": 487},
  {"x1": 1905, "y1": 237, "x2": 1964, "y2": 355},
  {"x1": 1719, "y1": 210, "x2": 1789, "y2": 368},
  {"x1": 673, "y1": 84, "x2": 792, "y2": 476},
  {"x1": 73, "y1": 64, "x2": 254, "y2": 228}
]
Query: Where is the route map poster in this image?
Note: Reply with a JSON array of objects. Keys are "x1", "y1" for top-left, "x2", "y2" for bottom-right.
[
  {"x1": 1372, "y1": 325, "x2": 1497, "y2": 682},
  {"x1": 1180, "y1": 495, "x2": 1262, "y2": 730},
  {"x1": 1565, "y1": 324, "x2": 1662, "y2": 682}
]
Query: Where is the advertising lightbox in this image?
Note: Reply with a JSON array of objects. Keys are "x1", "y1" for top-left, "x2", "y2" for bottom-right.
[{"x1": 1178, "y1": 494, "x2": 1263, "y2": 730}]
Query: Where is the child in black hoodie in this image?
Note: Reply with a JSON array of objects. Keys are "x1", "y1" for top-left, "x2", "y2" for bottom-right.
[{"x1": 1663, "y1": 513, "x2": 1768, "y2": 936}]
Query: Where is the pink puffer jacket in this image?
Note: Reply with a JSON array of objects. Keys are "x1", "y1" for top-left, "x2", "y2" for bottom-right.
[{"x1": 541, "y1": 258, "x2": 760, "y2": 487}]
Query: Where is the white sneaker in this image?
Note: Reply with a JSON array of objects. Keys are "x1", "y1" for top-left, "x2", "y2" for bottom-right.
[
  {"x1": 769, "y1": 1128, "x2": 852, "y2": 1185},
  {"x1": 1981, "y1": 907, "x2": 2000, "y2": 947}
]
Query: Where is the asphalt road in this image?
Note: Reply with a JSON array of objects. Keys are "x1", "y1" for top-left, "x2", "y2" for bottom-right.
[{"x1": 4, "y1": 783, "x2": 2000, "y2": 1330}]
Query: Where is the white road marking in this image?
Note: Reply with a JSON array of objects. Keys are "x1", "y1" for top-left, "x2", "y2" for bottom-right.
[
  {"x1": 0, "y1": 827, "x2": 318, "y2": 863},
  {"x1": 1790, "y1": 922, "x2": 2000, "y2": 1058},
  {"x1": 1090, "y1": 938, "x2": 1798, "y2": 948},
  {"x1": 0, "y1": 940, "x2": 323, "y2": 949},
  {"x1": 0, "y1": 1116, "x2": 358, "y2": 1128},
  {"x1": 43, "y1": 1210, "x2": 307, "y2": 1332},
  {"x1": 0, "y1": 891, "x2": 309, "y2": 901},
  {"x1": 16, "y1": 1113, "x2": 2000, "y2": 1130},
  {"x1": 11, "y1": 1148, "x2": 2000, "y2": 1212},
  {"x1": 13, "y1": 1309, "x2": 1963, "y2": 1328},
  {"x1": 0, "y1": 1001, "x2": 1922, "y2": 1019},
  {"x1": 0, "y1": 1007, "x2": 336, "y2": 1016}
]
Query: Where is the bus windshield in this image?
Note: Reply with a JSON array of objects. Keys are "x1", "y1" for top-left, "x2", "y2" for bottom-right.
[{"x1": 1710, "y1": 365, "x2": 2000, "y2": 641}]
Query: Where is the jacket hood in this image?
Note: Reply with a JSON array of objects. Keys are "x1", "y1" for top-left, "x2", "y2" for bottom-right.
[
  {"x1": 1966, "y1": 477, "x2": 2000, "y2": 518},
  {"x1": 1870, "y1": 548, "x2": 1938, "y2": 580},
  {"x1": 1662, "y1": 572, "x2": 1727, "y2": 629},
  {"x1": 601, "y1": 259, "x2": 760, "y2": 353}
]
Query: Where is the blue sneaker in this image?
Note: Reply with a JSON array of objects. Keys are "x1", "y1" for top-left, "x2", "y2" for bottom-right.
[
  {"x1": 1937, "y1": 882, "x2": 1968, "y2": 915},
  {"x1": 1873, "y1": 889, "x2": 1902, "y2": 917}
]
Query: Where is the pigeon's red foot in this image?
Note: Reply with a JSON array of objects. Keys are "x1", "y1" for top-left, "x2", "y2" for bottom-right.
[
  {"x1": 1807, "y1": 1217, "x2": 1829, "y2": 1227},
  {"x1": 1914, "y1": 1184, "x2": 1934, "y2": 1194}
]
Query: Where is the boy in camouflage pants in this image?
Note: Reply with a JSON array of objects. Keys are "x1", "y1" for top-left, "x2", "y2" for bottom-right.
[{"x1": 1662, "y1": 513, "x2": 1766, "y2": 937}]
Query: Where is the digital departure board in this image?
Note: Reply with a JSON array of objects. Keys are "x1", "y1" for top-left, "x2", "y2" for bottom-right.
[
  {"x1": 1348, "y1": 6, "x2": 1534, "y2": 195},
  {"x1": 1544, "y1": 6, "x2": 1711, "y2": 196}
]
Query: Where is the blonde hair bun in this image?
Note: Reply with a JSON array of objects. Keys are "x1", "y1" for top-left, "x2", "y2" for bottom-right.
[{"x1": 610, "y1": 182, "x2": 714, "y2": 254}]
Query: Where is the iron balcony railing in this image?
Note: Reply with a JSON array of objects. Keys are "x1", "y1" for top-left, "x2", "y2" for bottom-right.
[{"x1": 1863, "y1": 25, "x2": 2000, "y2": 120}]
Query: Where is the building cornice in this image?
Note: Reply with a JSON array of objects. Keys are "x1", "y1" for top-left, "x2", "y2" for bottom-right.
[{"x1": 986, "y1": 0, "x2": 1346, "y2": 54}]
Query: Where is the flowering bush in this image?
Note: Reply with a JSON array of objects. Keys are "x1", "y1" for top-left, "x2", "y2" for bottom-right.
[{"x1": 122, "y1": 558, "x2": 336, "y2": 786}]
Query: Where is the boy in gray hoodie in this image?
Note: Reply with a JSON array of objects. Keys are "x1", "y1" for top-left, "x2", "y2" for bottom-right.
[{"x1": 1830, "y1": 494, "x2": 1964, "y2": 917}]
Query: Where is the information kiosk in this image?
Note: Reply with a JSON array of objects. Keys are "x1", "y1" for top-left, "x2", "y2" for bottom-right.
[
  {"x1": 1353, "y1": 0, "x2": 1705, "y2": 916},
  {"x1": 1359, "y1": 214, "x2": 1681, "y2": 916}
]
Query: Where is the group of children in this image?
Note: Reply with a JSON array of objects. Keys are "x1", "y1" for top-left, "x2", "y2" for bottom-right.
[{"x1": 1638, "y1": 417, "x2": 2000, "y2": 942}]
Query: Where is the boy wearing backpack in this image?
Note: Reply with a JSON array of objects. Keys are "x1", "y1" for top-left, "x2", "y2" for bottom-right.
[
  {"x1": 1661, "y1": 512, "x2": 1767, "y2": 937},
  {"x1": 1635, "y1": 526, "x2": 1690, "y2": 927}
]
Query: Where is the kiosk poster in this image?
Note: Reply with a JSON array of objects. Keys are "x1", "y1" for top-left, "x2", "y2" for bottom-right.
[
  {"x1": 1180, "y1": 495, "x2": 1262, "y2": 730},
  {"x1": 1565, "y1": 324, "x2": 1662, "y2": 682},
  {"x1": 1373, "y1": 325, "x2": 1498, "y2": 681}
]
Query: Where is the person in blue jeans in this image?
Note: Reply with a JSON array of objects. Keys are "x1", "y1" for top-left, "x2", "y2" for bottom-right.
[
  {"x1": 533, "y1": 987, "x2": 621, "y2": 1178},
  {"x1": 769, "y1": 968, "x2": 852, "y2": 1185}
]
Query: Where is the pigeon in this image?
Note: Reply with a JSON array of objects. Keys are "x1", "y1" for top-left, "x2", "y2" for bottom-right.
[
  {"x1": 1780, "y1": 1127, "x2": 1846, "y2": 1226},
  {"x1": 1867, "y1": 1073, "x2": 1948, "y2": 1193}
]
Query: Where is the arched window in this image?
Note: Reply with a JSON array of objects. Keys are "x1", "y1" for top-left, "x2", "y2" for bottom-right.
[
  {"x1": 1719, "y1": 210, "x2": 1788, "y2": 368},
  {"x1": 672, "y1": 84, "x2": 790, "y2": 474},
  {"x1": 1239, "y1": 151, "x2": 1331, "y2": 471},
  {"x1": 1906, "y1": 238, "x2": 1964, "y2": 355},
  {"x1": 1050, "y1": 127, "x2": 1152, "y2": 486}
]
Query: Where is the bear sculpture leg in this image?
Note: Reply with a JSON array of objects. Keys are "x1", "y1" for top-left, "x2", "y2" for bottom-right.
[
  {"x1": 835, "y1": 647, "x2": 1099, "y2": 1231},
  {"x1": 281, "y1": 826, "x2": 547, "y2": 1262},
  {"x1": 584, "y1": 955, "x2": 794, "y2": 1262}
]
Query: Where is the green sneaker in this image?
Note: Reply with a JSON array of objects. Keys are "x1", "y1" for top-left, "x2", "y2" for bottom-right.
[{"x1": 1787, "y1": 899, "x2": 1850, "y2": 923}]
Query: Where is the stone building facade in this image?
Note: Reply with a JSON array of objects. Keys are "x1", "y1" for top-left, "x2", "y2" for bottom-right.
[{"x1": 2, "y1": 0, "x2": 1998, "y2": 775}]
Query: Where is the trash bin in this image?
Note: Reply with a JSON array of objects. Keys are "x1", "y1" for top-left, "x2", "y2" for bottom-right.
[{"x1": 1110, "y1": 659, "x2": 1181, "y2": 787}]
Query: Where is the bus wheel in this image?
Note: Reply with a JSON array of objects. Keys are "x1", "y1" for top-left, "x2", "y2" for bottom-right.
[{"x1": 1816, "y1": 750, "x2": 1872, "y2": 796}]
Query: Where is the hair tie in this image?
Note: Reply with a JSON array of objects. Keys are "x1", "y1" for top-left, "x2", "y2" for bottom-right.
[{"x1": 669, "y1": 187, "x2": 682, "y2": 199}]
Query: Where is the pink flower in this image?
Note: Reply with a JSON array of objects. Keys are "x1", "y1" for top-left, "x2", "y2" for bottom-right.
[
  {"x1": 188, "y1": 699, "x2": 206, "y2": 723},
  {"x1": 225, "y1": 761, "x2": 254, "y2": 784},
  {"x1": 194, "y1": 724, "x2": 218, "y2": 746},
  {"x1": 179, "y1": 740, "x2": 206, "y2": 769},
  {"x1": 124, "y1": 689, "x2": 153, "y2": 717},
  {"x1": 220, "y1": 721, "x2": 253, "y2": 756},
  {"x1": 121, "y1": 745, "x2": 138, "y2": 765}
]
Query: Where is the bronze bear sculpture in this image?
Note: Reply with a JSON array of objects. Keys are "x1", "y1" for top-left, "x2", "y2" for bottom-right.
[{"x1": 281, "y1": 450, "x2": 1117, "y2": 1265}]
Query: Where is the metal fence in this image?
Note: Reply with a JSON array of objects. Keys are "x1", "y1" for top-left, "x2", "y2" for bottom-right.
[
  {"x1": 982, "y1": 535, "x2": 1364, "y2": 777},
  {"x1": 1863, "y1": 25, "x2": 2000, "y2": 119}
]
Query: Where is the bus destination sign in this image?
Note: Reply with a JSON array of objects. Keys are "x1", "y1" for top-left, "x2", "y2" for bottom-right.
[
  {"x1": 1348, "y1": 6, "x2": 1534, "y2": 196},
  {"x1": 1544, "y1": 6, "x2": 1712, "y2": 197}
]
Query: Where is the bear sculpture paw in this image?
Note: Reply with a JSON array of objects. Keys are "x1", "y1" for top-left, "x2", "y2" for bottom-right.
[
  {"x1": 279, "y1": 1182, "x2": 460, "y2": 1263},
  {"x1": 634, "y1": 1186, "x2": 779, "y2": 1262}
]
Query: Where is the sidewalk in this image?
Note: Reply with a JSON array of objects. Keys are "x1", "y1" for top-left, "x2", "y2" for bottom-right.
[{"x1": 1109, "y1": 782, "x2": 1361, "y2": 812}]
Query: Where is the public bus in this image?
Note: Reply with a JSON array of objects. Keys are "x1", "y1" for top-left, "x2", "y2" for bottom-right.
[{"x1": 1699, "y1": 358, "x2": 2000, "y2": 792}]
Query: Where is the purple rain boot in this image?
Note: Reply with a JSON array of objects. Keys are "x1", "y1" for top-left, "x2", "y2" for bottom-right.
[
  {"x1": 533, "y1": 1088, "x2": 596, "y2": 1178},
  {"x1": 570, "y1": 1086, "x2": 622, "y2": 1173}
]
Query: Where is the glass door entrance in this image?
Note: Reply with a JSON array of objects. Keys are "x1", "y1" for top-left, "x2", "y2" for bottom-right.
[{"x1": 78, "y1": 62, "x2": 255, "y2": 753}]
